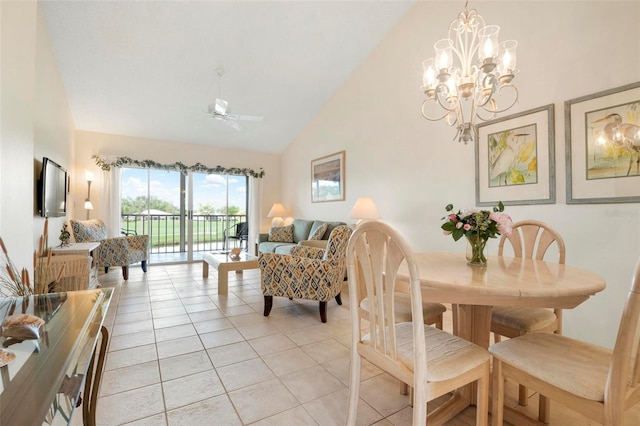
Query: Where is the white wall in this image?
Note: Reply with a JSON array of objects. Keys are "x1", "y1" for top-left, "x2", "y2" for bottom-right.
[
  {"x1": 0, "y1": 0, "x2": 79, "y2": 276},
  {"x1": 34, "y1": 4, "x2": 76, "y2": 248},
  {"x1": 282, "y1": 1, "x2": 640, "y2": 348},
  {"x1": 74, "y1": 131, "x2": 282, "y2": 234},
  {"x1": 1, "y1": 1, "x2": 36, "y2": 270}
]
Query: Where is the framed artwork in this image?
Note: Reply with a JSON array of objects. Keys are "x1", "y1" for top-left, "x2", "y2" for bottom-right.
[
  {"x1": 311, "y1": 151, "x2": 345, "y2": 203},
  {"x1": 475, "y1": 104, "x2": 555, "y2": 206},
  {"x1": 565, "y1": 81, "x2": 640, "y2": 204}
]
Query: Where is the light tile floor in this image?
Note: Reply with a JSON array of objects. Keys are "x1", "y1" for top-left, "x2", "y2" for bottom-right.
[{"x1": 77, "y1": 263, "x2": 640, "y2": 425}]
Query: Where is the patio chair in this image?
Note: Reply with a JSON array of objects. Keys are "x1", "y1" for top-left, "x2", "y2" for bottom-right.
[{"x1": 223, "y1": 221, "x2": 248, "y2": 250}]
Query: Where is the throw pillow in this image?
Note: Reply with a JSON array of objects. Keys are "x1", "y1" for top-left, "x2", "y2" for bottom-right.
[
  {"x1": 268, "y1": 224, "x2": 294, "y2": 243},
  {"x1": 308, "y1": 223, "x2": 328, "y2": 240}
]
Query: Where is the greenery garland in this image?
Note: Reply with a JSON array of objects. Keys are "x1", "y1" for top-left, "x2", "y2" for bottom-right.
[{"x1": 92, "y1": 155, "x2": 265, "y2": 178}]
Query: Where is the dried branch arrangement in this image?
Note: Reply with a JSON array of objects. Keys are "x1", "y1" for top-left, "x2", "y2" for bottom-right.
[{"x1": 0, "y1": 219, "x2": 65, "y2": 297}]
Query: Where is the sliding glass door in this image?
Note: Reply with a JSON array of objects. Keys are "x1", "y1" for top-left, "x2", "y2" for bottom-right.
[{"x1": 120, "y1": 168, "x2": 248, "y2": 264}]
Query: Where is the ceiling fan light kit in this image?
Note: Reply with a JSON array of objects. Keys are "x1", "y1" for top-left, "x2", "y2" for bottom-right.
[{"x1": 206, "y1": 67, "x2": 264, "y2": 131}]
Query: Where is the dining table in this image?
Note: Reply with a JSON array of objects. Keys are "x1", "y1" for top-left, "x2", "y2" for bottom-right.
[{"x1": 396, "y1": 252, "x2": 607, "y2": 425}]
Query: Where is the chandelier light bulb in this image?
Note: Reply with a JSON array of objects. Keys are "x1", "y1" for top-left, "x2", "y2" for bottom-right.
[
  {"x1": 498, "y1": 40, "x2": 518, "y2": 80},
  {"x1": 435, "y1": 39, "x2": 453, "y2": 71},
  {"x1": 422, "y1": 58, "x2": 437, "y2": 93}
]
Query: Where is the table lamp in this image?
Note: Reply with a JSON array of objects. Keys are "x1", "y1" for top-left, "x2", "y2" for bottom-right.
[
  {"x1": 267, "y1": 203, "x2": 288, "y2": 227},
  {"x1": 349, "y1": 197, "x2": 381, "y2": 225}
]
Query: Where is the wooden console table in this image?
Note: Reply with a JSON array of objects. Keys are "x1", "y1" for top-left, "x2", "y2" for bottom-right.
[
  {"x1": 51, "y1": 242, "x2": 101, "y2": 289},
  {"x1": 0, "y1": 288, "x2": 112, "y2": 425}
]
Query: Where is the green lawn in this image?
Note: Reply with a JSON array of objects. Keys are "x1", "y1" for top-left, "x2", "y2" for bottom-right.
[{"x1": 122, "y1": 217, "x2": 241, "y2": 248}]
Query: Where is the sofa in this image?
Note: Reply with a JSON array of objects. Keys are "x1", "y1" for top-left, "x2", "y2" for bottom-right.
[{"x1": 257, "y1": 219, "x2": 346, "y2": 255}]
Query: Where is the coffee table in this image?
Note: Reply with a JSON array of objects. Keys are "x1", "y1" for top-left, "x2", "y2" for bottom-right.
[{"x1": 202, "y1": 252, "x2": 259, "y2": 294}]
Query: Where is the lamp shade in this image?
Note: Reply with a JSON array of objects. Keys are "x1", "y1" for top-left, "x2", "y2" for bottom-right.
[
  {"x1": 349, "y1": 197, "x2": 381, "y2": 220},
  {"x1": 267, "y1": 203, "x2": 287, "y2": 218},
  {"x1": 84, "y1": 199, "x2": 94, "y2": 210}
]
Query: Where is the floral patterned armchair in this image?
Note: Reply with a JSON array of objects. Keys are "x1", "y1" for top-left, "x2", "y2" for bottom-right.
[
  {"x1": 69, "y1": 219, "x2": 149, "y2": 280},
  {"x1": 258, "y1": 225, "x2": 352, "y2": 323}
]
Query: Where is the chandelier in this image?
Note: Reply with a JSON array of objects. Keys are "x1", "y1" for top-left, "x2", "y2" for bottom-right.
[{"x1": 420, "y1": 2, "x2": 519, "y2": 144}]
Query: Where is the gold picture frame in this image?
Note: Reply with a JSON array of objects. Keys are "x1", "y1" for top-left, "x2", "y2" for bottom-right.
[{"x1": 311, "y1": 151, "x2": 345, "y2": 203}]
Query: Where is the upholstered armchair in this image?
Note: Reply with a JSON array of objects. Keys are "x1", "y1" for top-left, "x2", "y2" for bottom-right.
[
  {"x1": 69, "y1": 219, "x2": 149, "y2": 280},
  {"x1": 258, "y1": 225, "x2": 352, "y2": 323}
]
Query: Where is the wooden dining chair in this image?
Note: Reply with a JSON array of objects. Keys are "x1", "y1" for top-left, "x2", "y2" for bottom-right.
[
  {"x1": 490, "y1": 257, "x2": 640, "y2": 425},
  {"x1": 354, "y1": 235, "x2": 447, "y2": 396},
  {"x1": 346, "y1": 221, "x2": 490, "y2": 425},
  {"x1": 494, "y1": 219, "x2": 565, "y2": 407}
]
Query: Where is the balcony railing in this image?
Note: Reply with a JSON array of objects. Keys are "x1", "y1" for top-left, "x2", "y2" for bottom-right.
[{"x1": 121, "y1": 213, "x2": 247, "y2": 255}]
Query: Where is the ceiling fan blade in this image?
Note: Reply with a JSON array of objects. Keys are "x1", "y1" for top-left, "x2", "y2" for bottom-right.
[
  {"x1": 224, "y1": 119, "x2": 244, "y2": 131},
  {"x1": 225, "y1": 113, "x2": 264, "y2": 122},
  {"x1": 237, "y1": 114, "x2": 264, "y2": 122}
]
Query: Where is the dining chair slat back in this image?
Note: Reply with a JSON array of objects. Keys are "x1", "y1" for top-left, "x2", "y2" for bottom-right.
[
  {"x1": 498, "y1": 219, "x2": 566, "y2": 263},
  {"x1": 490, "y1": 257, "x2": 640, "y2": 425},
  {"x1": 346, "y1": 221, "x2": 490, "y2": 426}
]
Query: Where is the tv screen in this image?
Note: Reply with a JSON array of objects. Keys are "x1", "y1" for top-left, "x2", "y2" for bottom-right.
[{"x1": 39, "y1": 157, "x2": 67, "y2": 218}]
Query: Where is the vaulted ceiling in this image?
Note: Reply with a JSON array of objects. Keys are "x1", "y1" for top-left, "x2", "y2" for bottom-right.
[{"x1": 40, "y1": 0, "x2": 414, "y2": 153}]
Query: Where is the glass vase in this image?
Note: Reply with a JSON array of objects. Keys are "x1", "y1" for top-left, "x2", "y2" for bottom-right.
[{"x1": 466, "y1": 234, "x2": 488, "y2": 266}]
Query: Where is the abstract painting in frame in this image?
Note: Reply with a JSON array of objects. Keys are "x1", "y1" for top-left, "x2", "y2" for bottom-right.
[
  {"x1": 476, "y1": 104, "x2": 555, "y2": 206},
  {"x1": 565, "y1": 81, "x2": 640, "y2": 204},
  {"x1": 311, "y1": 151, "x2": 345, "y2": 203}
]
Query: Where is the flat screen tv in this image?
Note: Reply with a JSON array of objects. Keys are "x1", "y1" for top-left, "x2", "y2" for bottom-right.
[{"x1": 38, "y1": 157, "x2": 67, "y2": 218}]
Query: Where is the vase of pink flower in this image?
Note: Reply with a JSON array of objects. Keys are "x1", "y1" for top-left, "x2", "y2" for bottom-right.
[{"x1": 441, "y1": 201, "x2": 513, "y2": 266}]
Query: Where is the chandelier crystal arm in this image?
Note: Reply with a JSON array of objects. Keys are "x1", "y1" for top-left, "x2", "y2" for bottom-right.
[{"x1": 421, "y1": 98, "x2": 456, "y2": 122}]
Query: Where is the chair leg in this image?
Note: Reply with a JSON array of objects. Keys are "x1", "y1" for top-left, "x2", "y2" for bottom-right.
[
  {"x1": 400, "y1": 382, "x2": 409, "y2": 396},
  {"x1": 335, "y1": 293, "x2": 342, "y2": 305},
  {"x1": 263, "y1": 296, "x2": 273, "y2": 317},
  {"x1": 141, "y1": 260, "x2": 147, "y2": 273},
  {"x1": 319, "y1": 301, "x2": 327, "y2": 323},
  {"x1": 104, "y1": 267, "x2": 109, "y2": 274},
  {"x1": 435, "y1": 314, "x2": 443, "y2": 330},
  {"x1": 346, "y1": 351, "x2": 361, "y2": 426},
  {"x1": 491, "y1": 358, "x2": 505, "y2": 426},
  {"x1": 121, "y1": 266, "x2": 129, "y2": 280},
  {"x1": 476, "y1": 362, "x2": 490, "y2": 426}
]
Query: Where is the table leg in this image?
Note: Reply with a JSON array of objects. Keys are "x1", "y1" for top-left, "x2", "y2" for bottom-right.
[
  {"x1": 202, "y1": 261, "x2": 209, "y2": 279},
  {"x1": 218, "y1": 267, "x2": 228, "y2": 294},
  {"x1": 456, "y1": 304, "x2": 492, "y2": 349}
]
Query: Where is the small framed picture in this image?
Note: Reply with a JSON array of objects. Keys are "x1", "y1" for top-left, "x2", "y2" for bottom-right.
[
  {"x1": 476, "y1": 104, "x2": 555, "y2": 206},
  {"x1": 311, "y1": 151, "x2": 345, "y2": 203},
  {"x1": 565, "y1": 81, "x2": 640, "y2": 204}
]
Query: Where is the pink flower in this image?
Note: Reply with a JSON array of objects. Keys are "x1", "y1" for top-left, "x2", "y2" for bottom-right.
[
  {"x1": 490, "y1": 212, "x2": 513, "y2": 236},
  {"x1": 463, "y1": 224, "x2": 471, "y2": 231},
  {"x1": 448, "y1": 214, "x2": 457, "y2": 222},
  {"x1": 456, "y1": 222, "x2": 463, "y2": 229}
]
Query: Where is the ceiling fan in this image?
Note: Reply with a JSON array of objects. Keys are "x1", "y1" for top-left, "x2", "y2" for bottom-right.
[{"x1": 206, "y1": 67, "x2": 263, "y2": 131}]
